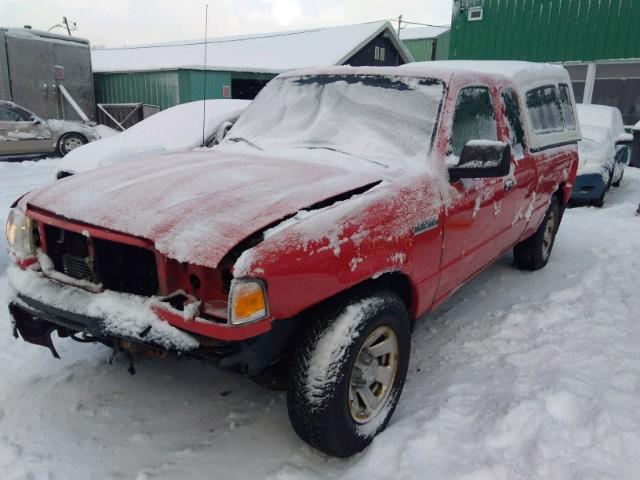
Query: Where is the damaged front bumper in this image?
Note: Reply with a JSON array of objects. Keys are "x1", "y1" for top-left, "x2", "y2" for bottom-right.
[{"x1": 7, "y1": 266, "x2": 288, "y2": 375}]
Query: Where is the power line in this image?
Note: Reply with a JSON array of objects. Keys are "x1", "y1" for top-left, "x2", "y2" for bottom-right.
[{"x1": 392, "y1": 19, "x2": 450, "y2": 29}]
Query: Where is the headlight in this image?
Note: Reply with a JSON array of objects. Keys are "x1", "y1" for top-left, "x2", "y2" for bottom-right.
[
  {"x1": 6, "y1": 208, "x2": 36, "y2": 258},
  {"x1": 228, "y1": 279, "x2": 269, "y2": 325}
]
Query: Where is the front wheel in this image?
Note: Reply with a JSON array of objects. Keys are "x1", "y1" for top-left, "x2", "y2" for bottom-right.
[
  {"x1": 513, "y1": 196, "x2": 561, "y2": 271},
  {"x1": 57, "y1": 132, "x2": 87, "y2": 156},
  {"x1": 287, "y1": 290, "x2": 410, "y2": 457}
]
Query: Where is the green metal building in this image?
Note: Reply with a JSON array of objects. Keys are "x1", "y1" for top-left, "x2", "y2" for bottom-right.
[
  {"x1": 449, "y1": 0, "x2": 640, "y2": 124},
  {"x1": 93, "y1": 70, "x2": 275, "y2": 111},
  {"x1": 400, "y1": 26, "x2": 450, "y2": 62},
  {"x1": 92, "y1": 21, "x2": 413, "y2": 112}
]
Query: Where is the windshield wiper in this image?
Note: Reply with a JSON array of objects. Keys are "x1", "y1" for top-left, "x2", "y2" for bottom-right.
[
  {"x1": 302, "y1": 146, "x2": 388, "y2": 168},
  {"x1": 228, "y1": 137, "x2": 263, "y2": 151}
]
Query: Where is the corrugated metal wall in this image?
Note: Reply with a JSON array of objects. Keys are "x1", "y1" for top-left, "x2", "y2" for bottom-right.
[
  {"x1": 95, "y1": 70, "x2": 275, "y2": 108},
  {"x1": 178, "y1": 70, "x2": 232, "y2": 103},
  {"x1": 403, "y1": 32, "x2": 451, "y2": 61},
  {"x1": 0, "y1": 30, "x2": 10, "y2": 100},
  {"x1": 94, "y1": 71, "x2": 179, "y2": 110},
  {"x1": 450, "y1": 0, "x2": 640, "y2": 62}
]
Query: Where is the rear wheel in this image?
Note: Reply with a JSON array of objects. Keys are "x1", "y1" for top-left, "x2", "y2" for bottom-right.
[
  {"x1": 287, "y1": 290, "x2": 410, "y2": 458},
  {"x1": 57, "y1": 132, "x2": 87, "y2": 156},
  {"x1": 513, "y1": 196, "x2": 561, "y2": 271},
  {"x1": 612, "y1": 169, "x2": 624, "y2": 188}
]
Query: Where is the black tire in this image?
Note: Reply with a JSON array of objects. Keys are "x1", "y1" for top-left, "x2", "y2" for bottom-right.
[
  {"x1": 57, "y1": 132, "x2": 87, "y2": 156},
  {"x1": 287, "y1": 289, "x2": 410, "y2": 458},
  {"x1": 612, "y1": 169, "x2": 624, "y2": 188},
  {"x1": 513, "y1": 196, "x2": 561, "y2": 271}
]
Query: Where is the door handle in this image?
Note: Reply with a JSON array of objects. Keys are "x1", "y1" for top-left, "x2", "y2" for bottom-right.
[{"x1": 504, "y1": 179, "x2": 516, "y2": 192}]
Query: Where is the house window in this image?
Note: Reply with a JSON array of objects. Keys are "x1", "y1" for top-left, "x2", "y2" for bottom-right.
[
  {"x1": 468, "y1": 7, "x2": 483, "y2": 21},
  {"x1": 374, "y1": 46, "x2": 380, "y2": 61},
  {"x1": 380, "y1": 47, "x2": 386, "y2": 61}
]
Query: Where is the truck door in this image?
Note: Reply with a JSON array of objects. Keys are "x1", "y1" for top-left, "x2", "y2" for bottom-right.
[
  {"x1": 434, "y1": 85, "x2": 507, "y2": 305},
  {"x1": 0, "y1": 104, "x2": 52, "y2": 155},
  {"x1": 496, "y1": 87, "x2": 538, "y2": 246}
]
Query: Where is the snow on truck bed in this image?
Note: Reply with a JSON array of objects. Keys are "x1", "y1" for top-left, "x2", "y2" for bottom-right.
[{"x1": 2, "y1": 157, "x2": 640, "y2": 477}]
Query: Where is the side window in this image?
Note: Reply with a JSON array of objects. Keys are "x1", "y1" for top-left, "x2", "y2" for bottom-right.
[
  {"x1": 451, "y1": 87, "x2": 498, "y2": 156},
  {"x1": 501, "y1": 88, "x2": 526, "y2": 155},
  {"x1": 558, "y1": 84, "x2": 576, "y2": 130},
  {"x1": 0, "y1": 106, "x2": 30, "y2": 122},
  {"x1": 0, "y1": 106, "x2": 18, "y2": 121},
  {"x1": 526, "y1": 86, "x2": 564, "y2": 133}
]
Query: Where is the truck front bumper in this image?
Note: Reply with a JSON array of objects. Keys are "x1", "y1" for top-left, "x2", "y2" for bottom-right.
[{"x1": 7, "y1": 266, "x2": 289, "y2": 375}]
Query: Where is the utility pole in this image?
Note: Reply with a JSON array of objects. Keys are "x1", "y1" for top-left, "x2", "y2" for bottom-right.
[
  {"x1": 397, "y1": 15, "x2": 403, "y2": 36},
  {"x1": 48, "y1": 17, "x2": 77, "y2": 35},
  {"x1": 63, "y1": 16, "x2": 71, "y2": 35}
]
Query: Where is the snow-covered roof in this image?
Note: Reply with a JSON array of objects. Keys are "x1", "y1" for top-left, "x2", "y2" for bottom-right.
[
  {"x1": 399, "y1": 26, "x2": 449, "y2": 41},
  {"x1": 1, "y1": 27, "x2": 89, "y2": 46},
  {"x1": 91, "y1": 21, "x2": 414, "y2": 74}
]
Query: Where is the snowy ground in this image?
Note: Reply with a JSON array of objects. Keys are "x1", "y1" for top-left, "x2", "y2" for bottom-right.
[{"x1": 1, "y1": 159, "x2": 639, "y2": 480}]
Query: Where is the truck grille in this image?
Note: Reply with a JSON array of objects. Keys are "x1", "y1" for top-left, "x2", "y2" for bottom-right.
[
  {"x1": 61, "y1": 253, "x2": 93, "y2": 281},
  {"x1": 43, "y1": 225, "x2": 159, "y2": 296}
]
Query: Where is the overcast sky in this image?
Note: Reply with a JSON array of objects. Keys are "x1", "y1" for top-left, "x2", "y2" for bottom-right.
[{"x1": 1, "y1": 0, "x2": 453, "y2": 47}]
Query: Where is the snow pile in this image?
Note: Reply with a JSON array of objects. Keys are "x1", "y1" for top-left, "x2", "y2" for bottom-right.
[
  {"x1": 57, "y1": 100, "x2": 250, "y2": 175},
  {"x1": 2, "y1": 156, "x2": 640, "y2": 478},
  {"x1": 94, "y1": 124, "x2": 118, "y2": 138}
]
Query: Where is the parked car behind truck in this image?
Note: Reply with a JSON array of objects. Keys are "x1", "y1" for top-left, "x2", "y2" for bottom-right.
[
  {"x1": 0, "y1": 101, "x2": 104, "y2": 157},
  {"x1": 6, "y1": 61, "x2": 579, "y2": 457},
  {"x1": 571, "y1": 104, "x2": 633, "y2": 207}
]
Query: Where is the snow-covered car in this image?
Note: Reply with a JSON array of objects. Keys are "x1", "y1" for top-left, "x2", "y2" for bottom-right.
[
  {"x1": 0, "y1": 101, "x2": 103, "y2": 157},
  {"x1": 56, "y1": 99, "x2": 251, "y2": 178},
  {"x1": 571, "y1": 104, "x2": 633, "y2": 207},
  {"x1": 6, "y1": 62, "x2": 579, "y2": 457}
]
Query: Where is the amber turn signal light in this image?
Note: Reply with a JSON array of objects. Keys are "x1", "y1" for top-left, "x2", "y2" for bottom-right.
[{"x1": 229, "y1": 279, "x2": 268, "y2": 325}]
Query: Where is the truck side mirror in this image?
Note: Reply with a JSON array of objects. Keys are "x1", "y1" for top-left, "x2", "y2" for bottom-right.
[{"x1": 448, "y1": 140, "x2": 511, "y2": 182}]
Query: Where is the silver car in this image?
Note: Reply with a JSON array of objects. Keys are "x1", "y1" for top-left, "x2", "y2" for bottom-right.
[{"x1": 0, "y1": 101, "x2": 101, "y2": 157}]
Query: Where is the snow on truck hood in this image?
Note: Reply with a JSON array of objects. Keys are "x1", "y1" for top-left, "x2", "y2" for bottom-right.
[{"x1": 24, "y1": 149, "x2": 383, "y2": 268}]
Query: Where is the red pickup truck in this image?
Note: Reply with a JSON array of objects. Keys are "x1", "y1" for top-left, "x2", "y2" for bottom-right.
[{"x1": 6, "y1": 61, "x2": 579, "y2": 457}]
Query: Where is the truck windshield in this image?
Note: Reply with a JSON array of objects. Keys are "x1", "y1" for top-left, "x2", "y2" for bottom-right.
[{"x1": 225, "y1": 74, "x2": 444, "y2": 166}]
